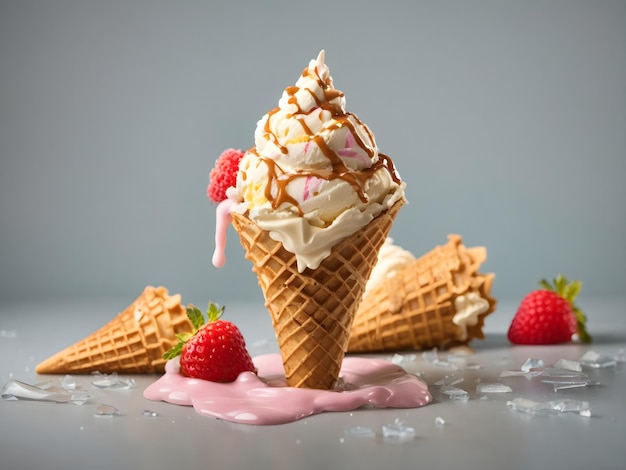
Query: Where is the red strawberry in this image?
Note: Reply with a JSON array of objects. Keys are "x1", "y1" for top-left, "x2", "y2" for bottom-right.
[
  {"x1": 507, "y1": 275, "x2": 591, "y2": 345},
  {"x1": 163, "y1": 302, "x2": 256, "y2": 382},
  {"x1": 207, "y1": 148, "x2": 245, "y2": 203}
]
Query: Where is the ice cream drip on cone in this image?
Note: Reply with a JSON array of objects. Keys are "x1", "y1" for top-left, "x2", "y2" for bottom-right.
[
  {"x1": 210, "y1": 51, "x2": 405, "y2": 389},
  {"x1": 348, "y1": 235, "x2": 497, "y2": 353},
  {"x1": 36, "y1": 286, "x2": 192, "y2": 375}
]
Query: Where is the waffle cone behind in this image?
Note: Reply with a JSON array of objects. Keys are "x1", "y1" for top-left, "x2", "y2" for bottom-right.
[
  {"x1": 36, "y1": 286, "x2": 192, "y2": 374},
  {"x1": 348, "y1": 234, "x2": 497, "y2": 352},
  {"x1": 232, "y1": 200, "x2": 403, "y2": 389}
]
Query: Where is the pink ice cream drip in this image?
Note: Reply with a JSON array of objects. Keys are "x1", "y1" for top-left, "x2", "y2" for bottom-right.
[{"x1": 212, "y1": 198, "x2": 235, "y2": 268}]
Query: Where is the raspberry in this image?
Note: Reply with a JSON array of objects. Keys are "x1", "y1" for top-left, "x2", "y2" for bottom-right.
[{"x1": 207, "y1": 148, "x2": 245, "y2": 203}]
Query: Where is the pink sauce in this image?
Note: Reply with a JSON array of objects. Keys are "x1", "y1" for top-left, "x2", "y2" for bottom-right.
[
  {"x1": 337, "y1": 131, "x2": 371, "y2": 166},
  {"x1": 212, "y1": 199, "x2": 235, "y2": 268},
  {"x1": 144, "y1": 354, "x2": 432, "y2": 425}
]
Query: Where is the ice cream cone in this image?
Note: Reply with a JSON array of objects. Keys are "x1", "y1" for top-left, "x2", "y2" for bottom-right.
[
  {"x1": 231, "y1": 200, "x2": 403, "y2": 389},
  {"x1": 36, "y1": 286, "x2": 192, "y2": 374},
  {"x1": 348, "y1": 234, "x2": 497, "y2": 352}
]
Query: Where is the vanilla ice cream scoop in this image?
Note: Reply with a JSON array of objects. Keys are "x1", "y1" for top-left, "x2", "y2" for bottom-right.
[
  {"x1": 363, "y1": 237, "x2": 416, "y2": 298},
  {"x1": 253, "y1": 50, "x2": 377, "y2": 172},
  {"x1": 230, "y1": 51, "x2": 405, "y2": 271}
]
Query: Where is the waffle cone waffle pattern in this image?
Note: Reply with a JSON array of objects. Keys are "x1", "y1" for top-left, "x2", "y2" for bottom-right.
[
  {"x1": 232, "y1": 200, "x2": 403, "y2": 389},
  {"x1": 36, "y1": 286, "x2": 192, "y2": 374},
  {"x1": 348, "y1": 234, "x2": 496, "y2": 353}
]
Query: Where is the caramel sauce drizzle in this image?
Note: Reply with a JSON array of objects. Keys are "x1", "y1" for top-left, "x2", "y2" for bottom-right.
[{"x1": 253, "y1": 62, "x2": 401, "y2": 216}]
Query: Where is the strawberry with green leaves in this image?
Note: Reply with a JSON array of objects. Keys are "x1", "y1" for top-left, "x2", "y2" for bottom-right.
[
  {"x1": 163, "y1": 302, "x2": 256, "y2": 382},
  {"x1": 507, "y1": 275, "x2": 591, "y2": 345}
]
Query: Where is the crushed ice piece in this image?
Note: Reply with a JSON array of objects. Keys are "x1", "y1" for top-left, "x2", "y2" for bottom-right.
[
  {"x1": 142, "y1": 409, "x2": 159, "y2": 417},
  {"x1": 94, "y1": 404, "x2": 121, "y2": 418},
  {"x1": 435, "y1": 416, "x2": 446, "y2": 426},
  {"x1": 541, "y1": 377, "x2": 600, "y2": 391},
  {"x1": 333, "y1": 377, "x2": 357, "y2": 392},
  {"x1": 440, "y1": 385, "x2": 469, "y2": 402},
  {"x1": 553, "y1": 358, "x2": 582, "y2": 372},
  {"x1": 382, "y1": 418, "x2": 415, "y2": 441},
  {"x1": 344, "y1": 426, "x2": 376, "y2": 438},
  {"x1": 390, "y1": 354, "x2": 403, "y2": 365},
  {"x1": 550, "y1": 382, "x2": 589, "y2": 392},
  {"x1": 506, "y1": 397, "x2": 591, "y2": 417},
  {"x1": 61, "y1": 375, "x2": 77, "y2": 390},
  {"x1": 465, "y1": 363, "x2": 485, "y2": 370},
  {"x1": 1, "y1": 379, "x2": 90, "y2": 404},
  {"x1": 580, "y1": 350, "x2": 617, "y2": 368},
  {"x1": 0, "y1": 329, "x2": 17, "y2": 339},
  {"x1": 34, "y1": 380, "x2": 55, "y2": 390},
  {"x1": 476, "y1": 383, "x2": 512, "y2": 393},
  {"x1": 420, "y1": 348, "x2": 458, "y2": 369},
  {"x1": 432, "y1": 359, "x2": 458, "y2": 370},
  {"x1": 446, "y1": 354, "x2": 468, "y2": 366},
  {"x1": 521, "y1": 358, "x2": 545, "y2": 372},
  {"x1": 542, "y1": 368, "x2": 587, "y2": 378},
  {"x1": 2, "y1": 379, "x2": 71, "y2": 403},
  {"x1": 69, "y1": 390, "x2": 90, "y2": 405},
  {"x1": 389, "y1": 354, "x2": 404, "y2": 366},
  {"x1": 500, "y1": 370, "x2": 542, "y2": 379},
  {"x1": 421, "y1": 348, "x2": 439, "y2": 362},
  {"x1": 91, "y1": 372, "x2": 136, "y2": 389},
  {"x1": 434, "y1": 374, "x2": 464, "y2": 386},
  {"x1": 390, "y1": 353, "x2": 417, "y2": 366},
  {"x1": 540, "y1": 377, "x2": 587, "y2": 385}
]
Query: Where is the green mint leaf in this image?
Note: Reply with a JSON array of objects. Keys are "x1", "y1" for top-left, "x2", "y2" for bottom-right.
[{"x1": 186, "y1": 305, "x2": 206, "y2": 331}]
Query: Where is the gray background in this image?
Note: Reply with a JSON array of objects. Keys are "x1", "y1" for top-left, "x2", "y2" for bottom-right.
[{"x1": 1, "y1": 0, "x2": 624, "y2": 307}]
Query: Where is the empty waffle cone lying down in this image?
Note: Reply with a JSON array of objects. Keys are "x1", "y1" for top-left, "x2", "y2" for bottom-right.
[
  {"x1": 232, "y1": 200, "x2": 403, "y2": 390},
  {"x1": 36, "y1": 286, "x2": 192, "y2": 374},
  {"x1": 348, "y1": 234, "x2": 496, "y2": 353}
]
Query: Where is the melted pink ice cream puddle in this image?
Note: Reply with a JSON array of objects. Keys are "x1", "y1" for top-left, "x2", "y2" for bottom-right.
[{"x1": 144, "y1": 354, "x2": 432, "y2": 425}]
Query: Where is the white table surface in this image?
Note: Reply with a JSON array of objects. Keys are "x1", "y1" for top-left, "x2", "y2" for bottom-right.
[{"x1": 1, "y1": 296, "x2": 625, "y2": 470}]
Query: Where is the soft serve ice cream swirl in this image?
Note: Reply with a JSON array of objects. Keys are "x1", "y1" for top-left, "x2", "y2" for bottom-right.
[{"x1": 230, "y1": 50, "x2": 405, "y2": 271}]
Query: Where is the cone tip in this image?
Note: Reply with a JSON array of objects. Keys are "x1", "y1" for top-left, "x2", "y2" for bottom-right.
[{"x1": 35, "y1": 355, "x2": 63, "y2": 374}]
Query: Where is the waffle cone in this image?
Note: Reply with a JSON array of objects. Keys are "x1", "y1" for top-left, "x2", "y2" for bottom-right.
[
  {"x1": 348, "y1": 234, "x2": 497, "y2": 352},
  {"x1": 36, "y1": 286, "x2": 192, "y2": 374},
  {"x1": 232, "y1": 200, "x2": 403, "y2": 389}
]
